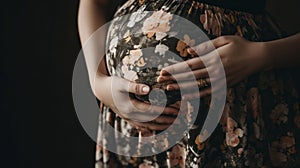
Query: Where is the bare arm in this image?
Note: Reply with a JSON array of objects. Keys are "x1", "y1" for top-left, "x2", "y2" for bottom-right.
[
  {"x1": 77, "y1": 0, "x2": 179, "y2": 130},
  {"x1": 78, "y1": 0, "x2": 119, "y2": 43},
  {"x1": 78, "y1": 0, "x2": 118, "y2": 92},
  {"x1": 264, "y1": 33, "x2": 300, "y2": 68}
]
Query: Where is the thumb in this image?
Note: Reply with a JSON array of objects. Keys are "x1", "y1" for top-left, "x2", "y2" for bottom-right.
[{"x1": 123, "y1": 80, "x2": 150, "y2": 95}]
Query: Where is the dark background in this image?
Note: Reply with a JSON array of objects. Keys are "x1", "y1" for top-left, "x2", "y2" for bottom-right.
[{"x1": 1, "y1": 0, "x2": 299, "y2": 168}]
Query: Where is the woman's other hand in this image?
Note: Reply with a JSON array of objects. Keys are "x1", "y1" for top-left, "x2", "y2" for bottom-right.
[
  {"x1": 157, "y1": 36, "x2": 270, "y2": 99},
  {"x1": 95, "y1": 75, "x2": 180, "y2": 131}
]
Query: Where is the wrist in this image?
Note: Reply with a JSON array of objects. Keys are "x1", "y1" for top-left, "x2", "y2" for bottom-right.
[
  {"x1": 256, "y1": 41, "x2": 274, "y2": 71},
  {"x1": 93, "y1": 74, "x2": 110, "y2": 98}
]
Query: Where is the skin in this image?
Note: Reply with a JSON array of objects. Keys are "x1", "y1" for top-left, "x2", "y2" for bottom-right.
[
  {"x1": 157, "y1": 34, "x2": 300, "y2": 100},
  {"x1": 78, "y1": 0, "x2": 180, "y2": 131},
  {"x1": 78, "y1": 0, "x2": 300, "y2": 130}
]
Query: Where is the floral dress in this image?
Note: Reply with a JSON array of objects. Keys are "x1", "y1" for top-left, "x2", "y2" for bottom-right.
[{"x1": 96, "y1": 0, "x2": 300, "y2": 167}]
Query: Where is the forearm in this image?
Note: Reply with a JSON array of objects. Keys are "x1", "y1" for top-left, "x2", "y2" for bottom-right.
[
  {"x1": 264, "y1": 33, "x2": 300, "y2": 69},
  {"x1": 78, "y1": 0, "x2": 116, "y2": 93},
  {"x1": 78, "y1": 0, "x2": 110, "y2": 44}
]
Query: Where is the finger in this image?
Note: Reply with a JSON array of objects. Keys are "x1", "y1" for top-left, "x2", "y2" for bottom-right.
[
  {"x1": 182, "y1": 88, "x2": 212, "y2": 100},
  {"x1": 128, "y1": 120, "x2": 172, "y2": 131},
  {"x1": 131, "y1": 99, "x2": 179, "y2": 115},
  {"x1": 188, "y1": 36, "x2": 230, "y2": 56},
  {"x1": 166, "y1": 78, "x2": 211, "y2": 91},
  {"x1": 188, "y1": 41, "x2": 215, "y2": 56},
  {"x1": 168, "y1": 101, "x2": 181, "y2": 110},
  {"x1": 182, "y1": 79, "x2": 225, "y2": 100},
  {"x1": 153, "y1": 115, "x2": 179, "y2": 124},
  {"x1": 128, "y1": 112, "x2": 179, "y2": 124},
  {"x1": 159, "y1": 50, "x2": 220, "y2": 78},
  {"x1": 162, "y1": 64, "x2": 225, "y2": 90},
  {"x1": 158, "y1": 68, "x2": 210, "y2": 83},
  {"x1": 159, "y1": 57, "x2": 206, "y2": 77},
  {"x1": 123, "y1": 80, "x2": 150, "y2": 95}
]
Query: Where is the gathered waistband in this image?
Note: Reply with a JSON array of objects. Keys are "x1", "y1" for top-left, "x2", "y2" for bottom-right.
[{"x1": 154, "y1": 0, "x2": 266, "y2": 13}]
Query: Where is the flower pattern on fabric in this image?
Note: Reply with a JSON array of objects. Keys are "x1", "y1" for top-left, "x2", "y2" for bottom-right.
[
  {"x1": 195, "y1": 129, "x2": 209, "y2": 150},
  {"x1": 225, "y1": 117, "x2": 244, "y2": 147},
  {"x1": 127, "y1": 6, "x2": 148, "y2": 28},
  {"x1": 96, "y1": 0, "x2": 300, "y2": 168},
  {"x1": 200, "y1": 10, "x2": 223, "y2": 36},
  {"x1": 176, "y1": 34, "x2": 195, "y2": 57},
  {"x1": 155, "y1": 44, "x2": 169, "y2": 56},
  {"x1": 142, "y1": 10, "x2": 173, "y2": 38},
  {"x1": 168, "y1": 144, "x2": 187, "y2": 168}
]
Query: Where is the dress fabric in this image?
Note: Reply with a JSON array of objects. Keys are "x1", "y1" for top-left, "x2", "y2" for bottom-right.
[{"x1": 96, "y1": 0, "x2": 300, "y2": 167}]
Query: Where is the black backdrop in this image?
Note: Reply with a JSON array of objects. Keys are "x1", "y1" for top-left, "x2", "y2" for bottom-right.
[
  {"x1": 1, "y1": 0, "x2": 299, "y2": 168},
  {"x1": 1, "y1": 0, "x2": 94, "y2": 167}
]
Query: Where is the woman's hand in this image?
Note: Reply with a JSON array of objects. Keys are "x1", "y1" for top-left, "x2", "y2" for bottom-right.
[
  {"x1": 95, "y1": 75, "x2": 180, "y2": 131},
  {"x1": 157, "y1": 36, "x2": 271, "y2": 99}
]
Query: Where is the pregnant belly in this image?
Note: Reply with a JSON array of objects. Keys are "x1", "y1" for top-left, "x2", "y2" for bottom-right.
[
  {"x1": 105, "y1": 10, "x2": 210, "y2": 107},
  {"x1": 105, "y1": 0, "x2": 275, "y2": 107}
]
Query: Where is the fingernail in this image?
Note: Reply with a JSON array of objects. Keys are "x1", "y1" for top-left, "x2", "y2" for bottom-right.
[
  {"x1": 187, "y1": 48, "x2": 192, "y2": 54},
  {"x1": 157, "y1": 76, "x2": 164, "y2": 83},
  {"x1": 142, "y1": 86, "x2": 150, "y2": 93},
  {"x1": 161, "y1": 70, "x2": 168, "y2": 75},
  {"x1": 187, "y1": 48, "x2": 194, "y2": 54}
]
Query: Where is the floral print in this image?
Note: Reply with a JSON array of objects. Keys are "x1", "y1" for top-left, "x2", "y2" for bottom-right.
[
  {"x1": 270, "y1": 103, "x2": 289, "y2": 124},
  {"x1": 168, "y1": 144, "x2": 187, "y2": 167},
  {"x1": 142, "y1": 10, "x2": 173, "y2": 38},
  {"x1": 176, "y1": 34, "x2": 195, "y2": 57},
  {"x1": 225, "y1": 117, "x2": 244, "y2": 147},
  {"x1": 127, "y1": 6, "x2": 148, "y2": 28},
  {"x1": 155, "y1": 44, "x2": 169, "y2": 56},
  {"x1": 96, "y1": 0, "x2": 300, "y2": 167},
  {"x1": 195, "y1": 129, "x2": 208, "y2": 150},
  {"x1": 200, "y1": 10, "x2": 223, "y2": 36},
  {"x1": 269, "y1": 135, "x2": 297, "y2": 166},
  {"x1": 122, "y1": 49, "x2": 144, "y2": 80}
]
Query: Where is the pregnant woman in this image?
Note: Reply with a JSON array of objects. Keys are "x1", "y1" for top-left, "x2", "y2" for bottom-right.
[{"x1": 78, "y1": 0, "x2": 300, "y2": 167}]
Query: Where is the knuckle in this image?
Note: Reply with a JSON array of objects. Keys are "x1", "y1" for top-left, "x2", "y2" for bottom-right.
[
  {"x1": 129, "y1": 83, "x2": 140, "y2": 94},
  {"x1": 127, "y1": 82, "x2": 133, "y2": 92},
  {"x1": 218, "y1": 36, "x2": 229, "y2": 43},
  {"x1": 186, "y1": 72, "x2": 194, "y2": 79},
  {"x1": 187, "y1": 61, "x2": 194, "y2": 70},
  {"x1": 184, "y1": 64, "x2": 191, "y2": 72},
  {"x1": 167, "y1": 66, "x2": 174, "y2": 74},
  {"x1": 134, "y1": 84, "x2": 140, "y2": 94}
]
